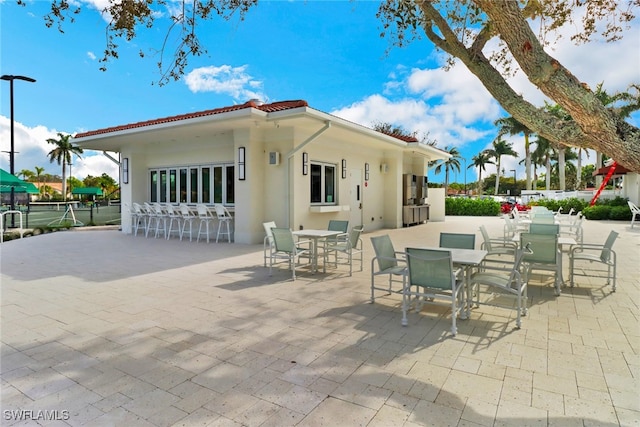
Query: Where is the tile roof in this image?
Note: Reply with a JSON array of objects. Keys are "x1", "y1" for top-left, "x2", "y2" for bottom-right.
[
  {"x1": 74, "y1": 100, "x2": 309, "y2": 139},
  {"x1": 73, "y1": 98, "x2": 425, "y2": 146}
]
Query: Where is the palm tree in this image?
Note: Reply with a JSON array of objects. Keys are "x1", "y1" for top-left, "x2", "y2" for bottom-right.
[
  {"x1": 468, "y1": 151, "x2": 494, "y2": 195},
  {"x1": 495, "y1": 116, "x2": 535, "y2": 190},
  {"x1": 47, "y1": 133, "x2": 83, "y2": 201},
  {"x1": 434, "y1": 146, "x2": 462, "y2": 196},
  {"x1": 532, "y1": 137, "x2": 553, "y2": 190},
  {"x1": 34, "y1": 166, "x2": 45, "y2": 196},
  {"x1": 18, "y1": 169, "x2": 34, "y2": 181},
  {"x1": 486, "y1": 138, "x2": 518, "y2": 195}
]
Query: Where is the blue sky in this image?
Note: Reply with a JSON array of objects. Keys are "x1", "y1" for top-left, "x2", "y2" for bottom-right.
[{"x1": 1, "y1": 1, "x2": 639, "y2": 185}]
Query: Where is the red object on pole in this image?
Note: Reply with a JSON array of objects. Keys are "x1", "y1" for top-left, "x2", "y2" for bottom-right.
[{"x1": 590, "y1": 162, "x2": 617, "y2": 206}]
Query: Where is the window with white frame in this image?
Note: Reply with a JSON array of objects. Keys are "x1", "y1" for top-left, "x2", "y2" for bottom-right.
[
  {"x1": 149, "y1": 164, "x2": 234, "y2": 205},
  {"x1": 310, "y1": 161, "x2": 337, "y2": 204}
]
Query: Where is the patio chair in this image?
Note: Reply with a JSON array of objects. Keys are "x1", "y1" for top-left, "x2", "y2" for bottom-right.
[
  {"x1": 165, "y1": 204, "x2": 183, "y2": 240},
  {"x1": 152, "y1": 203, "x2": 169, "y2": 239},
  {"x1": 479, "y1": 225, "x2": 517, "y2": 265},
  {"x1": 196, "y1": 204, "x2": 215, "y2": 243},
  {"x1": 269, "y1": 228, "x2": 312, "y2": 281},
  {"x1": 143, "y1": 202, "x2": 158, "y2": 238},
  {"x1": 370, "y1": 235, "x2": 407, "y2": 303},
  {"x1": 503, "y1": 214, "x2": 527, "y2": 240},
  {"x1": 569, "y1": 230, "x2": 619, "y2": 292},
  {"x1": 560, "y1": 213, "x2": 584, "y2": 245},
  {"x1": 468, "y1": 243, "x2": 532, "y2": 329},
  {"x1": 214, "y1": 204, "x2": 233, "y2": 243},
  {"x1": 321, "y1": 219, "x2": 350, "y2": 249},
  {"x1": 263, "y1": 221, "x2": 277, "y2": 267},
  {"x1": 439, "y1": 232, "x2": 476, "y2": 250},
  {"x1": 520, "y1": 232, "x2": 562, "y2": 295},
  {"x1": 179, "y1": 204, "x2": 197, "y2": 241},
  {"x1": 528, "y1": 223, "x2": 560, "y2": 235},
  {"x1": 628, "y1": 201, "x2": 640, "y2": 228},
  {"x1": 403, "y1": 248, "x2": 465, "y2": 336},
  {"x1": 131, "y1": 202, "x2": 148, "y2": 236},
  {"x1": 324, "y1": 225, "x2": 364, "y2": 276}
]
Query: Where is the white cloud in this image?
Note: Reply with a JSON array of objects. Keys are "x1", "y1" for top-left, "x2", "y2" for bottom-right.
[
  {"x1": 0, "y1": 116, "x2": 118, "y2": 181},
  {"x1": 87, "y1": 51, "x2": 96, "y2": 60},
  {"x1": 331, "y1": 63, "x2": 500, "y2": 149},
  {"x1": 184, "y1": 65, "x2": 266, "y2": 102}
]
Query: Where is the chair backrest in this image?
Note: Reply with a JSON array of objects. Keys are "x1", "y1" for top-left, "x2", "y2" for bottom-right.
[
  {"x1": 405, "y1": 248, "x2": 454, "y2": 290},
  {"x1": 348, "y1": 226, "x2": 364, "y2": 249},
  {"x1": 179, "y1": 204, "x2": 192, "y2": 216},
  {"x1": 271, "y1": 228, "x2": 295, "y2": 253},
  {"x1": 628, "y1": 201, "x2": 640, "y2": 214},
  {"x1": 328, "y1": 220, "x2": 349, "y2": 233},
  {"x1": 263, "y1": 221, "x2": 277, "y2": 242},
  {"x1": 528, "y1": 223, "x2": 559, "y2": 235},
  {"x1": 478, "y1": 225, "x2": 493, "y2": 251},
  {"x1": 600, "y1": 230, "x2": 619, "y2": 262},
  {"x1": 439, "y1": 232, "x2": 475, "y2": 250},
  {"x1": 196, "y1": 204, "x2": 209, "y2": 217},
  {"x1": 532, "y1": 215, "x2": 555, "y2": 224},
  {"x1": 214, "y1": 204, "x2": 230, "y2": 219},
  {"x1": 133, "y1": 202, "x2": 143, "y2": 214},
  {"x1": 370, "y1": 235, "x2": 398, "y2": 270},
  {"x1": 520, "y1": 233, "x2": 558, "y2": 264}
]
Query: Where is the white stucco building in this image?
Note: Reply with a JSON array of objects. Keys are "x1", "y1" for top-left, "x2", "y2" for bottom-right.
[{"x1": 74, "y1": 99, "x2": 450, "y2": 244}]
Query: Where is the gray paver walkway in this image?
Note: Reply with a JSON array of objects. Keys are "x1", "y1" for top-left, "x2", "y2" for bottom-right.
[{"x1": 1, "y1": 216, "x2": 639, "y2": 426}]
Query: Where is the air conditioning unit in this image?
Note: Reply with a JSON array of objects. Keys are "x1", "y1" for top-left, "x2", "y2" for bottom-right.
[{"x1": 269, "y1": 151, "x2": 280, "y2": 165}]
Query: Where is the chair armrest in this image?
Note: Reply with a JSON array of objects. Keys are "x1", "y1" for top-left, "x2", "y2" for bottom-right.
[{"x1": 569, "y1": 243, "x2": 605, "y2": 254}]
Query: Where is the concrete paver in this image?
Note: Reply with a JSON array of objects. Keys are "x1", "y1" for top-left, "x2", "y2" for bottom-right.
[{"x1": 1, "y1": 216, "x2": 638, "y2": 426}]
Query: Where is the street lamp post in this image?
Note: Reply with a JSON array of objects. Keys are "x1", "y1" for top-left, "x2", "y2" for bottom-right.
[
  {"x1": 1, "y1": 75, "x2": 36, "y2": 227},
  {"x1": 511, "y1": 169, "x2": 517, "y2": 197},
  {"x1": 463, "y1": 157, "x2": 467, "y2": 196}
]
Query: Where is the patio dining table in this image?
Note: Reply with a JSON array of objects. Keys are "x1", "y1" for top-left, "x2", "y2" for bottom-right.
[{"x1": 292, "y1": 229, "x2": 343, "y2": 273}]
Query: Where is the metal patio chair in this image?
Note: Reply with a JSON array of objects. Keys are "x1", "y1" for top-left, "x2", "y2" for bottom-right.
[
  {"x1": 403, "y1": 248, "x2": 465, "y2": 336},
  {"x1": 370, "y1": 235, "x2": 407, "y2": 303},
  {"x1": 569, "y1": 230, "x2": 619, "y2": 292},
  {"x1": 269, "y1": 228, "x2": 312, "y2": 281},
  {"x1": 324, "y1": 225, "x2": 364, "y2": 276}
]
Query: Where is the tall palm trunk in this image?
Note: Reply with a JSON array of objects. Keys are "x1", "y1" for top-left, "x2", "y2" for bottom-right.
[
  {"x1": 524, "y1": 135, "x2": 532, "y2": 190},
  {"x1": 61, "y1": 160, "x2": 67, "y2": 201},
  {"x1": 545, "y1": 157, "x2": 552, "y2": 190},
  {"x1": 558, "y1": 147, "x2": 566, "y2": 190},
  {"x1": 494, "y1": 159, "x2": 501, "y2": 195}
]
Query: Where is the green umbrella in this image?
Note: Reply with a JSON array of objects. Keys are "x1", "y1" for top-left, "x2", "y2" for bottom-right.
[{"x1": 0, "y1": 168, "x2": 39, "y2": 194}]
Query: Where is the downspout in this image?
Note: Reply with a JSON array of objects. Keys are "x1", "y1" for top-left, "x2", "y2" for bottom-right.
[{"x1": 284, "y1": 120, "x2": 332, "y2": 228}]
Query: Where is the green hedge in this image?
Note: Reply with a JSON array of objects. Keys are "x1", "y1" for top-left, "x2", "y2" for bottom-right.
[
  {"x1": 582, "y1": 205, "x2": 632, "y2": 220},
  {"x1": 530, "y1": 197, "x2": 588, "y2": 213},
  {"x1": 445, "y1": 198, "x2": 501, "y2": 216}
]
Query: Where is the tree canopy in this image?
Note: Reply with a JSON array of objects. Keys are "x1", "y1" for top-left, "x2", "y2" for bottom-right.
[{"x1": 30, "y1": 0, "x2": 640, "y2": 170}]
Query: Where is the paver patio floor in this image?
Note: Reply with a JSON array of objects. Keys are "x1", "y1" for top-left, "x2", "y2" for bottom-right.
[{"x1": 1, "y1": 216, "x2": 638, "y2": 426}]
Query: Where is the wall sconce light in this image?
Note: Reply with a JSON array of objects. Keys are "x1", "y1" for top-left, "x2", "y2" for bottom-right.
[
  {"x1": 341, "y1": 159, "x2": 347, "y2": 179},
  {"x1": 122, "y1": 157, "x2": 129, "y2": 184},
  {"x1": 365, "y1": 162, "x2": 370, "y2": 181},
  {"x1": 302, "y1": 152, "x2": 308, "y2": 175},
  {"x1": 380, "y1": 163, "x2": 389, "y2": 174},
  {"x1": 238, "y1": 147, "x2": 246, "y2": 180}
]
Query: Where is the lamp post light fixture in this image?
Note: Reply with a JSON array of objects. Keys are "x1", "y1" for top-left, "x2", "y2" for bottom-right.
[{"x1": 1, "y1": 74, "x2": 36, "y2": 227}]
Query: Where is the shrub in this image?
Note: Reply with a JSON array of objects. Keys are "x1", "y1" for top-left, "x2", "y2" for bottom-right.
[
  {"x1": 609, "y1": 206, "x2": 632, "y2": 220},
  {"x1": 558, "y1": 198, "x2": 588, "y2": 214},
  {"x1": 582, "y1": 205, "x2": 611, "y2": 220},
  {"x1": 446, "y1": 197, "x2": 501, "y2": 216},
  {"x1": 599, "y1": 196, "x2": 629, "y2": 207}
]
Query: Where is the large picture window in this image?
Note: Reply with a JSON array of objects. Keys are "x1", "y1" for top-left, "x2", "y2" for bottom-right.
[
  {"x1": 310, "y1": 162, "x2": 337, "y2": 204},
  {"x1": 149, "y1": 163, "x2": 234, "y2": 205}
]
